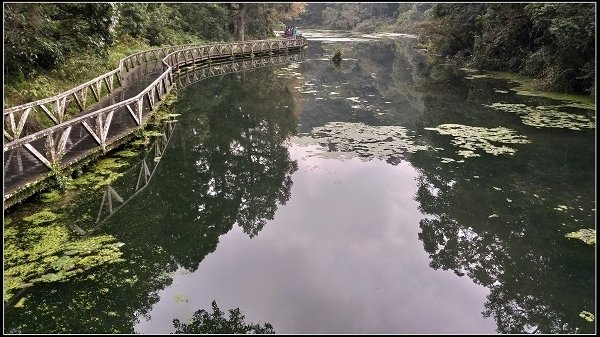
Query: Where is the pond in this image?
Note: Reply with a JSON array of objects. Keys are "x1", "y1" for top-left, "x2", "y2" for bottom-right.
[{"x1": 3, "y1": 30, "x2": 596, "y2": 334}]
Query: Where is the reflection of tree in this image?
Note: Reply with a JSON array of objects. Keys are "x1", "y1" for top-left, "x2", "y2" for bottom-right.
[
  {"x1": 4, "y1": 64, "x2": 299, "y2": 334},
  {"x1": 291, "y1": 36, "x2": 596, "y2": 334},
  {"x1": 3, "y1": 244, "x2": 177, "y2": 333},
  {"x1": 411, "y1": 125, "x2": 595, "y2": 334},
  {"x1": 173, "y1": 300, "x2": 275, "y2": 334},
  {"x1": 103, "y1": 65, "x2": 298, "y2": 272},
  {"x1": 364, "y1": 33, "x2": 598, "y2": 333}
]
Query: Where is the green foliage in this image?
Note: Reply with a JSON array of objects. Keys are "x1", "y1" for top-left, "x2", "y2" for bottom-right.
[
  {"x1": 114, "y1": 3, "x2": 150, "y2": 39},
  {"x1": 420, "y1": 3, "x2": 595, "y2": 94},
  {"x1": 4, "y1": 3, "x2": 115, "y2": 79},
  {"x1": 144, "y1": 4, "x2": 185, "y2": 46},
  {"x1": 354, "y1": 17, "x2": 395, "y2": 33},
  {"x1": 68, "y1": 157, "x2": 128, "y2": 190},
  {"x1": 231, "y1": 3, "x2": 307, "y2": 40},
  {"x1": 175, "y1": 3, "x2": 232, "y2": 41},
  {"x1": 40, "y1": 190, "x2": 61, "y2": 203},
  {"x1": 523, "y1": 3, "x2": 595, "y2": 93},
  {"x1": 420, "y1": 4, "x2": 486, "y2": 60},
  {"x1": 4, "y1": 34, "x2": 151, "y2": 107},
  {"x1": 4, "y1": 219, "x2": 125, "y2": 302},
  {"x1": 4, "y1": 2, "x2": 304, "y2": 106},
  {"x1": 471, "y1": 4, "x2": 532, "y2": 72},
  {"x1": 173, "y1": 300, "x2": 275, "y2": 334},
  {"x1": 304, "y1": 3, "x2": 401, "y2": 30}
]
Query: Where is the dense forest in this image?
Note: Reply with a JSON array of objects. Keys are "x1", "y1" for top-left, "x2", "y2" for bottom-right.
[
  {"x1": 296, "y1": 3, "x2": 595, "y2": 95},
  {"x1": 3, "y1": 3, "x2": 305, "y2": 105},
  {"x1": 3, "y1": 2, "x2": 595, "y2": 104},
  {"x1": 4, "y1": 3, "x2": 305, "y2": 78}
]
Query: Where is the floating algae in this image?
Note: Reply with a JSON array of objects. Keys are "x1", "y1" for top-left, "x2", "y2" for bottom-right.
[
  {"x1": 483, "y1": 71, "x2": 596, "y2": 109},
  {"x1": 565, "y1": 229, "x2": 595, "y2": 245},
  {"x1": 486, "y1": 103, "x2": 595, "y2": 130},
  {"x1": 464, "y1": 74, "x2": 491, "y2": 80},
  {"x1": 142, "y1": 130, "x2": 165, "y2": 138},
  {"x1": 4, "y1": 221, "x2": 125, "y2": 302},
  {"x1": 114, "y1": 150, "x2": 138, "y2": 158},
  {"x1": 424, "y1": 124, "x2": 531, "y2": 158},
  {"x1": 69, "y1": 157, "x2": 129, "y2": 190},
  {"x1": 439, "y1": 157, "x2": 464, "y2": 164},
  {"x1": 40, "y1": 190, "x2": 61, "y2": 203},
  {"x1": 23, "y1": 209, "x2": 60, "y2": 224},
  {"x1": 291, "y1": 122, "x2": 430, "y2": 161},
  {"x1": 580, "y1": 311, "x2": 595, "y2": 322},
  {"x1": 175, "y1": 295, "x2": 190, "y2": 303}
]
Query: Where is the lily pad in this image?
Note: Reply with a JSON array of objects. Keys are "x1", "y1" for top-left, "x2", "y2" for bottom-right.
[
  {"x1": 144, "y1": 131, "x2": 165, "y2": 138},
  {"x1": 4, "y1": 221, "x2": 126, "y2": 302},
  {"x1": 50, "y1": 256, "x2": 76, "y2": 271}
]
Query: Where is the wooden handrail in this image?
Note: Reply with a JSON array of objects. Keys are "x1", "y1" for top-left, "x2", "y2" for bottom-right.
[
  {"x1": 4, "y1": 37, "x2": 307, "y2": 151},
  {"x1": 3, "y1": 37, "x2": 308, "y2": 206}
]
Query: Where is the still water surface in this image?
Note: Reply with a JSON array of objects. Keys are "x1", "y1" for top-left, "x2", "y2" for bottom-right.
[{"x1": 4, "y1": 30, "x2": 596, "y2": 334}]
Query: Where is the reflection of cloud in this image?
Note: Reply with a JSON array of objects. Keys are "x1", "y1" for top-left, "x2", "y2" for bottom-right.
[
  {"x1": 302, "y1": 31, "x2": 418, "y2": 42},
  {"x1": 135, "y1": 146, "x2": 495, "y2": 334}
]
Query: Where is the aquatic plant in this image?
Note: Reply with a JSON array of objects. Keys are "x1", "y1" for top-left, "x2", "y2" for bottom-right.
[
  {"x1": 68, "y1": 157, "x2": 128, "y2": 190},
  {"x1": 293, "y1": 122, "x2": 430, "y2": 161},
  {"x1": 114, "y1": 150, "x2": 138, "y2": 158},
  {"x1": 486, "y1": 103, "x2": 595, "y2": 130},
  {"x1": 23, "y1": 209, "x2": 60, "y2": 224},
  {"x1": 424, "y1": 124, "x2": 531, "y2": 158},
  {"x1": 40, "y1": 190, "x2": 61, "y2": 203},
  {"x1": 579, "y1": 311, "x2": 595, "y2": 322},
  {"x1": 4, "y1": 221, "x2": 125, "y2": 302},
  {"x1": 565, "y1": 229, "x2": 595, "y2": 245}
]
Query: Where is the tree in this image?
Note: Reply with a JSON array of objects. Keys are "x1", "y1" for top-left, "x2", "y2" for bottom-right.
[
  {"x1": 4, "y1": 3, "x2": 115, "y2": 78},
  {"x1": 114, "y1": 3, "x2": 149, "y2": 39},
  {"x1": 523, "y1": 3, "x2": 595, "y2": 92},
  {"x1": 174, "y1": 3, "x2": 232, "y2": 41},
  {"x1": 419, "y1": 3, "x2": 595, "y2": 94}
]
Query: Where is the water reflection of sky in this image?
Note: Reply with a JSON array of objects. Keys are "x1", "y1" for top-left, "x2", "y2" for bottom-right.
[
  {"x1": 301, "y1": 30, "x2": 418, "y2": 43},
  {"x1": 135, "y1": 144, "x2": 496, "y2": 334}
]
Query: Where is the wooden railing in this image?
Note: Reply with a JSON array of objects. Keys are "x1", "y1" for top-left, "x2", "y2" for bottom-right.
[
  {"x1": 3, "y1": 37, "x2": 307, "y2": 204},
  {"x1": 3, "y1": 38, "x2": 305, "y2": 142},
  {"x1": 174, "y1": 51, "x2": 306, "y2": 90},
  {"x1": 3, "y1": 43, "x2": 208, "y2": 141}
]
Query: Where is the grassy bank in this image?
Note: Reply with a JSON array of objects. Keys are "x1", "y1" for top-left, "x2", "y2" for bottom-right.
[{"x1": 3, "y1": 35, "x2": 201, "y2": 108}]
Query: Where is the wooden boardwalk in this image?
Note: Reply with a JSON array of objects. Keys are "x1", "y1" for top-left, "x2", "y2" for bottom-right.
[{"x1": 3, "y1": 37, "x2": 307, "y2": 208}]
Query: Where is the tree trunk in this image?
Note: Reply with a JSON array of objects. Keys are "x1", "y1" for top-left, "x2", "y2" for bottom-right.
[{"x1": 239, "y1": 4, "x2": 245, "y2": 41}]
